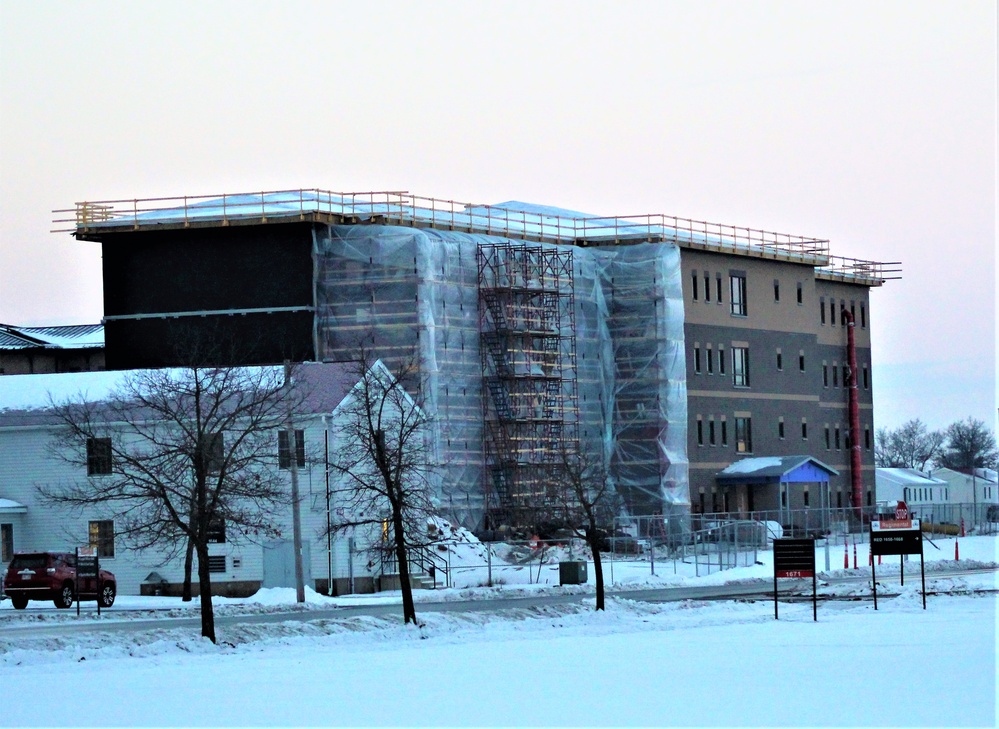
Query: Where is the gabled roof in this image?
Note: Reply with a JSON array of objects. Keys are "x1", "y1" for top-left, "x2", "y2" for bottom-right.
[
  {"x1": 875, "y1": 468, "x2": 947, "y2": 488},
  {"x1": 716, "y1": 455, "x2": 839, "y2": 484},
  {"x1": 0, "y1": 323, "x2": 104, "y2": 350}
]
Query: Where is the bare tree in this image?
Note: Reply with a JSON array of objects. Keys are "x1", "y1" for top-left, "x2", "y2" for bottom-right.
[
  {"x1": 325, "y1": 349, "x2": 436, "y2": 625},
  {"x1": 937, "y1": 417, "x2": 999, "y2": 470},
  {"x1": 874, "y1": 419, "x2": 945, "y2": 470},
  {"x1": 42, "y1": 366, "x2": 301, "y2": 643},
  {"x1": 548, "y1": 441, "x2": 619, "y2": 611}
]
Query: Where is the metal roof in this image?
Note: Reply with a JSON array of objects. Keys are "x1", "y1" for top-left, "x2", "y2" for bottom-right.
[
  {"x1": 716, "y1": 455, "x2": 839, "y2": 484},
  {"x1": 0, "y1": 323, "x2": 104, "y2": 351}
]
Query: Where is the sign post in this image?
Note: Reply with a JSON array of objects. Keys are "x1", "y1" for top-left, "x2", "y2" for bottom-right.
[
  {"x1": 75, "y1": 546, "x2": 99, "y2": 616},
  {"x1": 870, "y1": 517, "x2": 924, "y2": 610},
  {"x1": 773, "y1": 538, "x2": 817, "y2": 621}
]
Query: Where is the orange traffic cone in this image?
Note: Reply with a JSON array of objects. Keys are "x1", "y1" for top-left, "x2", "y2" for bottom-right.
[
  {"x1": 955, "y1": 540, "x2": 960, "y2": 561},
  {"x1": 853, "y1": 542, "x2": 858, "y2": 570},
  {"x1": 844, "y1": 543, "x2": 849, "y2": 569}
]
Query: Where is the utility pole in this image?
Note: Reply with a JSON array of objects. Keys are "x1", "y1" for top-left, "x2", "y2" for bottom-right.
[{"x1": 285, "y1": 361, "x2": 306, "y2": 603}]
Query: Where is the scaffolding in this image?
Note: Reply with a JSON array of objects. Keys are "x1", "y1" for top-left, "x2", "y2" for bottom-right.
[{"x1": 477, "y1": 243, "x2": 579, "y2": 525}]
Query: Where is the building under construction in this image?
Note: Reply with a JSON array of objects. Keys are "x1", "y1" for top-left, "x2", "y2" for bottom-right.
[{"x1": 57, "y1": 189, "x2": 897, "y2": 531}]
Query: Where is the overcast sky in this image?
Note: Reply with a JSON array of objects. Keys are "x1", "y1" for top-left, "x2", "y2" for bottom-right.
[{"x1": 1, "y1": 1, "x2": 995, "y2": 432}]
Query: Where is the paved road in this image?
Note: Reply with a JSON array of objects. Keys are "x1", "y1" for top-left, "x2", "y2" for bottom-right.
[{"x1": 3, "y1": 565, "x2": 993, "y2": 641}]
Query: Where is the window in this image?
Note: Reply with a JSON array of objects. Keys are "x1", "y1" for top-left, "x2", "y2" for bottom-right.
[
  {"x1": 832, "y1": 363, "x2": 839, "y2": 388},
  {"x1": 822, "y1": 363, "x2": 829, "y2": 388},
  {"x1": 697, "y1": 418, "x2": 704, "y2": 446},
  {"x1": 730, "y1": 273, "x2": 747, "y2": 316},
  {"x1": 796, "y1": 282, "x2": 803, "y2": 305},
  {"x1": 704, "y1": 272, "x2": 711, "y2": 302},
  {"x1": 278, "y1": 429, "x2": 306, "y2": 469},
  {"x1": 200, "y1": 432, "x2": 224, "y2": 474},
  {"x1": 735, "y1": 416, "x2": 753, "y2": 453},
  {"x1": 706, "y1": 346, "x2": 714, "y2": 375},
  {"x1": 207, "y1": 515, "x2": 226, "y2": 544},
  {"x1": 801, "y1": 419, "x2": 808, "y2": 440},
  {"x1": 799, "y1": 351, "x2": 805, "y2": 373},
  {"x1": 860, "y1": 302, "x2": 867, "y2": 328},
  {"x1": 88, "y1": 520, "x2": 114, "y2": 559},
  {"x1": 825, "y1": 425, "x2": 831, "y2": 450},
  {"x1": 850, "y1": 300, "x2": 856, "y2": 320},
  {"x1": 863, "y1": 365, "x2": 869, "y2": 390},
  {"x1": 716, "y1": 275, "x2": 723, "y2": 302},
  {"x1": 718, "y1": 345, "x2": 726, "y2": 374},
  {"x1": 694, "y1": 344, "x2": 701, "y2": 374},
  {"x1": 691, "y1": 271, "x2": 699, "y2": 301},
  {"x1": 86, "y1": 437, "x2": 112, "y2": 476},
  {"x1": 830, "y1": 301, "x2": 836, "y2": 326},
  {"x1": 804, "y1": 488, "x2": 810, "y2": 508},
  {"x1": 720, "y1": 417, "x2": 728, "y2": 446},
  {"x1": 776, "y1": 348, "x2": 783, "y2": 371},
  {"x1": 732, "y1": 347, "x2": 750, "y2": 387},
  {"x1": 778, "y1": 418, "x2": 785, "y2": 439},
  {"x1": 774, "y1": 279, "x2": 780, "y2": 302},
  {"x1": 820, "y1": 297, "x2": 826, "y2": 324},
  {"x1": 837, "y1": 491, "x2": 843, "y2": 508},
  {"x1": 708, "y1": 419, "x2": 716, "y2": 446},
  {"x1": 835, "y1": 426, "x2": 841, "y2": 450},
  {"x1": 1, "y1": 523, "x2": 12, "y2": 562},
  {"x1": 845, "y1": 431, "x2": 851, "y2": 450},
  {"x1": 843, "y1": 365, "x2": 850, "y2": 388}
]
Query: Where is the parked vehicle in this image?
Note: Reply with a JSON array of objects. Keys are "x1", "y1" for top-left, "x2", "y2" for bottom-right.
[{"x1": 2, "y1": 552, "x2": 116, "y2": 609}]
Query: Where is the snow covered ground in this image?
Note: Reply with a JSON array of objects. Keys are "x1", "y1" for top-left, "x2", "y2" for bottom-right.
[{"x1": 1, "y1": 536, "x2": 996, "y2": 727}]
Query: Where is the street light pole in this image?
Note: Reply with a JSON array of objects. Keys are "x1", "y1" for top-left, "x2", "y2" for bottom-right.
[{"x1": 285, "y1": 361, "x2": 306, "y2": 603}]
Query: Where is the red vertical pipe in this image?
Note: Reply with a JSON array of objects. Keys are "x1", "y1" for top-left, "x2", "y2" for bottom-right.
[{"x1": 842, "y1": 310, "x2": 863, "y2": 517}]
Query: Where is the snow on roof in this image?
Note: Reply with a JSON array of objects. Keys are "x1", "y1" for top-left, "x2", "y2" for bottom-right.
[
  {"x1": 875, "y1": 468, "x2": 948, "y2": 487},
  {"x1": 0, "y1": 323, "x2": 104, "y2": 350},
  {"x1": 720, "y1": 457, "x2": 784, "y2": 475}
]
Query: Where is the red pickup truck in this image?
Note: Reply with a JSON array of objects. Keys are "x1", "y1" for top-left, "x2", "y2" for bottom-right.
[{"x1": 3, "y1": 552, "x2": 116, "y2": 609}]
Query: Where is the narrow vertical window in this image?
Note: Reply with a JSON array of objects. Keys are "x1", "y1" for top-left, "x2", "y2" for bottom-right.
[
  {"x1": 850, "y1": 300, "x2": 856, "y2": 320},
  {"x1": 832, "y1": 362, "x2": 839, "y2": 387},
  {"x1": 735, "y1": 416, "x2": 753, "y2": 453},
  {"x1": 691, "y1": 271, "x2": 698, "y2": 301},
  {"x1": 864, "y1": 426, "x2": 871, "y2": 450},
  {"x1": 776, "y1": 348, "x2": 783, "y2": 371},
  {"x1": 796, "y1": 282, "x2": 803, "y2": 304},
  {"x1": 820, "y1": 297, "x2": 826, "y2": 324},
  {"x1": 732, "y1": 347, "x2": 750, "y2": 387},
  {"x1": 778, "y1": 417, "x2": 785, "y2": 439},
  {"x1": 801, "y1": 419, "x2": 808, "y2": 440},
  {"x1": 729, "y1": 273, "x2": 747, "y2": 316},
  {"x1": 773, "y1": 279, "x2": 780, "y2": 302},
  {"x1": 843, "y1": 365, "x2": 849, "y2": 388},
  {"x1": 718, "y1": 345, "x2": 726, "y2": 374},
  {"x1": 830, "y1": 301, "x2": 836, "y2": 326},
  {"x1": 694, "y1": 344, "x2": 701, "y2": 374},
  {"x1": 720, "y1": 417, "x2": 728, "y2": 446},
  {"x1": 716, "y1": 275, "x2": 723, "y2": 303},
  {"x1": 835, "y1": 426, "x2": 841, "y2": 450},
  {"x1": 860, "y1": 302, "x2": 867, "y2": 328},
  {"x1": 798, "y1": 351, "x2": 805, "y2": 373},
  {"x1": 863, "y1": 365, "x2": 869, "y2": 390},
  {"x1": 706, "y1": 346, "x2": 714, "y2": 374},
  {"x1": 708, "y1": 418, "x2": 716, "y2": 446},
  {"x1": 824, "y1": 425, "x2": 830, "y2": 449},
  {"x1": 697, "y1": 417, "x2": 704, "y2": 446},
  {"x1": 822, "y1": 362, "x2": 829, "y2": 387},
  {"x1": 1, "y1": 523, "x2": 12, "y2": 562}
]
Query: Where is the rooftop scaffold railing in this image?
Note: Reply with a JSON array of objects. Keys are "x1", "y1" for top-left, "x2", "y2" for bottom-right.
[{"x1": 53, "y1": 187, "x2": 898, "y2": 280}]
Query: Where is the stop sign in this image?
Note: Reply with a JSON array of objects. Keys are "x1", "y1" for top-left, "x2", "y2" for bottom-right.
[{"x1": 895, "y1": 500, "x2": 909, "y2": 520}]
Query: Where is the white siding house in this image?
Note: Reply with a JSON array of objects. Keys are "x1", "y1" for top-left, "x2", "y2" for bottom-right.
[
  {"x1": 0, "y1": 362, "x2": 412, "y2": 597},
  {"x1": 875, "y1": 468, "x2": 950, "y2": 512},
  {"x1": 929, "y1": 467, "x2": 999, "y2": 506}
]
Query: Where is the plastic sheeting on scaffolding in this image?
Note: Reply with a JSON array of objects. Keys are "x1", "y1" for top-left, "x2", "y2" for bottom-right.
[{"x1": 312, "y1": 222, "x2": 688, "y2": 528}]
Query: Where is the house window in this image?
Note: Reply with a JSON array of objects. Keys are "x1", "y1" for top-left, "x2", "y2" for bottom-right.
[
  {"x1": 200, "y1": 433, "x2": 224, "y2": 474},
  {"x1": 718, "y1": 345, "x2": 726, "y2": 374},
  {"x1": 832, "y1": 363, "x2": 839, "y2": 388},
  {"x1": 778, "y1": 418, "x2": 785, "y2": 439},
  {"x1": 735, "y1": 416, "x2": 753, "y2": 453},
  {"x1": 774, "y1": 279, "x2": 780, "y2": 302},
  {"x1": 720, "y1": 418, "x2": 728, "y2": 446},
  {"x1": 88, "y1": 520, "x2": 115, "y2": 559},
  {"x1": 207, "y1": 516, "x2": 226, "y2": 544},
  {"x1": 1, "y1": 523, "x2": 12, "y2": 562},
  {"x1": 694, "y1": 345, "x2": 702, "y2": 374},
  {"x1": 732, "y1": 347, "x2": 750, "y2": 387},
  {"x1": 708, "y1": 419, "x2": 716, "y2": 446},
  {"x1": 863, "y1": 365, "x2": 869, "y2": 390},
  {"x1": 799, "y1": 351, "x2": 805, "y2": 373},
  {"x1": 704, "y1": 272, "x2": 711, "y2": 302},
  {"x1": 835, "y1": 426, "x2": 841, "y2": 450},
  {"x1": 730, "y1": 273, "x2": 747, "y2": 316},
  {"x1": 850, "y1": 300, "x2": 856, "y2": 321},
  {"x1": 86, "y1": 437, "x2": 112, "y2": 476},
  {"x1": 706, "y1": 346, "x2": 714, "y2": 375},
  {"x1": 278, "y1": 429, "x2": 306, "y2": 469},
  {"x1": 716, "y1": 275, "x2": 723, "y2": 302},
  {"x1": 860, "y1": 302, "x2": 867, "y2": 328},
  {"x1": 801, "y1": 419, "x2": 808, "y2": 440},
  {"x1": 820, "y1": 297, "x2": 826, "y2": 324},
  {"x1": 822, "y1": 363, "x2": 829, "y2": 388},
  {"x1": 697, "y1": 418, "x2": 704, "y2": 446},
  {"x1": 796, "y1": 282, "x2": 803, "y2": 305},
  {"x1": 776, "y1": 348, "x2": 783, "y2": 371},
  {"x1": 830, "y1": 301, "x2": 836, "y2": 326},
  {"x1": 825, "y1": 425, "x2": 831, "y2": 449},
  {"x1": 691, "y1": 271, "x2": 699, "y2": 301}
]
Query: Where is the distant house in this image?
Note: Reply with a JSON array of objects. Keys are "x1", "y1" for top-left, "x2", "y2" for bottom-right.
[
  {"x1": 929, "y1": 467, "x2": 999, "y2": 506},
  {"x1": 0, "y1": 323, "x2": 104, "y2": 375},
  {"x1": 0, "y1": 361, "x2": 419, "y2": 597},
  {"x1": 875, "y1": 468, "x2": 950, "y2": 510}
]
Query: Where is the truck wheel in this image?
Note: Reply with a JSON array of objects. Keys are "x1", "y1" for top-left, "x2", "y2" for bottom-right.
[
  {"x1": 11, "y1": 595, "x2": 28, "y2": 610},
  {"x1": 54, "y1": 582, "x2": 75, "y2": 609},
  {"x1": 99, "y1": 583, "x2": 116, "y2": 608}
]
